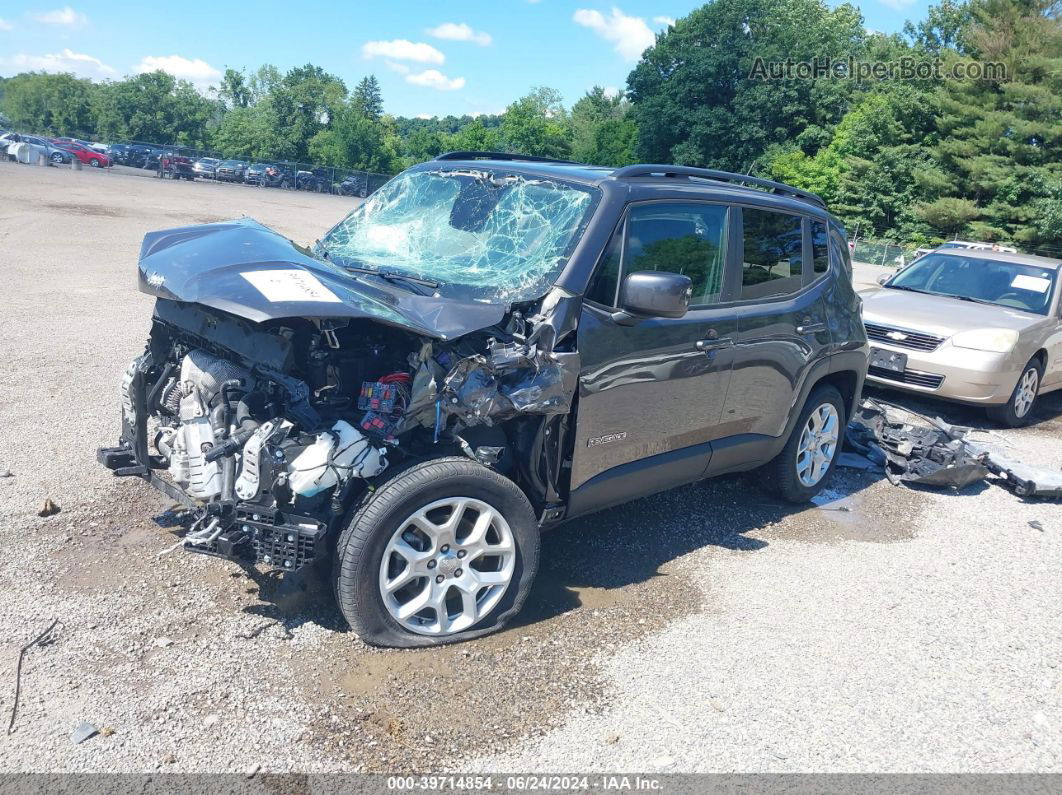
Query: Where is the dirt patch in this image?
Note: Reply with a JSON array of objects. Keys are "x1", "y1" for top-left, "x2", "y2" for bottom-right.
[{"x1": 43, "y1": 203, "x2": 127, "y2": 218}]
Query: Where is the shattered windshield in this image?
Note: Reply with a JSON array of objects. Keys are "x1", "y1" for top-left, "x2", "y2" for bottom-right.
[{"x1": 318, "y1": 169, "x2": 598, "y2": 303}]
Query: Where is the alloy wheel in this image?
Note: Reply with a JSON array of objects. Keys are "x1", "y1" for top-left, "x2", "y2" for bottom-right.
[
  {"x1": 1014, "y1": 368, "x2": 1039, "y2": 418},
  {"x1": 378, "y1": 497, "x2": 516, "y2": 636},
  {"x1": 796, "y1": 403, "x2": 840, "y2": 487}
]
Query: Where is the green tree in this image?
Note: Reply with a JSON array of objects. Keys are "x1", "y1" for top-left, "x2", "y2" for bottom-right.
[
  {"x1": 215, "y1": 67, "x2": 252, "y2": 108},
  {"x1": 308, "y1": 105, "x2": 396, "y2": 172},
  {"x1": 627, "y1": 0, "x2": 868, "y2": 171},
  {"x1": 447, "y1": 118, "x2": 502, "y2": 152},
  {"x1": 0, "y1": 72, "x2": 96, "y2": 135},
  {"x1": 903, "y1": 0, "x2": 973, "y2": 54},
  {"x1": 352, "y1": 75, "x2": 384, "y2": 121},
  {"x1": 570, "y1": 86, "x2": 631, "y2": 163},
  {"x1": 928, "y1": 0, "x2": 1062, "y2": 247},
  {"x1": 92, "y1": 71, "x2": 218, "y2": 145},
  {"x1": 500, "y1": 87, "x2": 572, "y2": 158}
]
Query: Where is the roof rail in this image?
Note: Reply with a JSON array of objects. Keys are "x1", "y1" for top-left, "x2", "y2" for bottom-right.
[
  {"x1": 433, "y1": 151, "x2": 582, "y2": 165},
  {"x1": 610, "y1": 164, "x2": 825, "y2": 208}
]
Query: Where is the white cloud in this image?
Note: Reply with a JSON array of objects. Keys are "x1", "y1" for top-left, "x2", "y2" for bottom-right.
[
  {"x1": 0, "y1": 48, "x2": 114, "y2": 78},
  {"x1": 415, "y1": 113, "x2": 434, "y2": 120},
  {"x1": 427, "y1": 22, "x2": 492, "y2": 46},
  {"x1": 31, "y1": 6, "x2": 87, "y2": 25},
  {"x1": 0, "y1": 18, "x2": 14, "y2": 31},
  {"x1": 653, "y1": 16, "x2": 675, "y2": 27},
  {"x1": 136, "y1": 54, "x2": 221, "y2": 92},
  {"x1": 405, "y1": 69, "x2": 465, "y2": 91},
  {"x1": 362, "y1": 39, "x2": 445, "y2": 64},
  {"x1": 878, "y1": 0, "x2": 916, "y2": 9},
  {"x1": 573, "y1": 7, "x2": 655, "y2": 62},
  {"x1": 385, "y1": 60, "x2": 411, "y2": 75},
  {"x1": 603, "y1": 85, "x2": 620, "y2": 99}
]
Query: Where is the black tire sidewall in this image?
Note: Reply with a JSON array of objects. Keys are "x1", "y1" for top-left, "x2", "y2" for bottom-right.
[{"x1": 334, "y1": 457, "x2": 539, "y2": 648}]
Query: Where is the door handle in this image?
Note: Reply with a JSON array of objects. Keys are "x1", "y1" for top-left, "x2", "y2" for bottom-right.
[
  {"x1": 696, "y1": 338, "x2": 733, "y2": 352},
  {"x1": 797, "y1": 322, "x2": 827, "y2": 334}
]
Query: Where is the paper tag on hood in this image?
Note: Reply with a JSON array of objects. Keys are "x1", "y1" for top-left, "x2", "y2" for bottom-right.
[{"x1": 241, "y1": 269, "x2": 341, "y2": 303}]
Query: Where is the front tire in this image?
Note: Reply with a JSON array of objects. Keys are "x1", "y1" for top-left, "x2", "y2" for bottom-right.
[
  {"x1": 987, "y1": 358, "x2": 1043, "y2": 428},
  {"x1": 762, "y1": 384, "x2": 846, "y2": 503},
  {"x1": 333, "y1": 457, "x2": 539, "y2": 648},
  {"x1": 51, "y1": 152, "x2": 64, "y2": 164},
  {"x1": 89, "y1": 158, "x2": 101, "y2": 168}
]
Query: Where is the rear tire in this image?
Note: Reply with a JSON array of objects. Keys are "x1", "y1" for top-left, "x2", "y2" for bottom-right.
[
  {"x1": 89, "y1": 158, "x2": 101, "y2": 168},
  {"x1": 333, "y1": 457, "x2": 539, "y2": 648},
  {"x1": 762, "y1": 384, "x2": 846, "y2": 503},
  {"x1": 987, "y1": 358, "x2": 1043, "y2": 428}
]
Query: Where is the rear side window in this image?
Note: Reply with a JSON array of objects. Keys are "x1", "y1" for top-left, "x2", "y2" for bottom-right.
[
  {"x1": 587, "y1": 202, "x2": 729, "y2": 307},
  {"x1": 740, "y1": 208, "x2": 804, "y2": 299},
  {"x1": 811, "y1": 220, "x2": 829, "y2": 274}
]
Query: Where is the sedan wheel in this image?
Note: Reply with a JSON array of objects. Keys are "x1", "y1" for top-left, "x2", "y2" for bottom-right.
[
  {"x1": 1013, "y1": 367, "x2": 1039, "y2": 419},
  {"x1": 50, "y1": 152, "x2": 64, "y2": 164},
  {"x1": 379, "y1": 497, "x2": 516, "y2": 636},
  {"x1": 989, "y1": 359, "x2": 1043, "y2": 427},
  {"x1": 89, "y1": 158, "x2": 101, "y2": 168}
]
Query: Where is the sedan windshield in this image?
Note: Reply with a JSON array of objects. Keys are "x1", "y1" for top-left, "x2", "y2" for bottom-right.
[
  {"x1": 888, "y1": 253, "x2": 1057, "y2": 315},
  {"x1": 319, "y1": 169, "x2": 598, "y2": 303}
]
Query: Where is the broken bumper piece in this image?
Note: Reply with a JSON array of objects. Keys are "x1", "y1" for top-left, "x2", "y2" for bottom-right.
[
  {"x1": 99, "y1": 441, "x2": 327, "y2": 570},
  {"x1": 845, "y1": 398, "x2": 1062, "y2": 499}
]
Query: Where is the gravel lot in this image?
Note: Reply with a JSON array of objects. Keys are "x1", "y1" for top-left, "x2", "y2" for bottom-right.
[{"x1": 1, "y1": 161, "x2": 1060, "y2": 774}]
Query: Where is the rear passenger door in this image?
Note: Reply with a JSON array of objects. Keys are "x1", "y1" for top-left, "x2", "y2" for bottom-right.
[
  {"x1": 712, "y1": 207, "x2": 833, "y2": 449},
  {"x1": 569, "y1": 201, "x2": 740, "y2": 510}
]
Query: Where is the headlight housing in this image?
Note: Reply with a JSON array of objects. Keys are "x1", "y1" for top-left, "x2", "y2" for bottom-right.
[{"x1": 951, "y1": 328, "x2": 1020, "y2": 353}]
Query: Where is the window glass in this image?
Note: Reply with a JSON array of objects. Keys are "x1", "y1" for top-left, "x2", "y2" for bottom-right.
[
  {"x1": 741, "y1": 208, "x2": 804, "y2": 299},
  {"x1": 586, "y1": 224, "x2": 623, "y2": 306},
  {"x1": 625, "y1": 203, "x2": 728, "y2": 305},
  {"x1": 811, "y1": 220, "x2": 829, "y2": 274}
]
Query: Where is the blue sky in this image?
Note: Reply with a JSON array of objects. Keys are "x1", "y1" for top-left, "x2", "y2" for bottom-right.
[{"x1": 0, "y1": 0, "x2": 931, "y2": 118}]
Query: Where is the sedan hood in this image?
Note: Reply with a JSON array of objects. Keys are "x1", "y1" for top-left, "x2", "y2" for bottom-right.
[
  {"x1": 137, "y1": 217, "x2": 506, "y2": 340},
  {"x1": 859, "y1": 287, "x2": 1045, "y2": 336}
]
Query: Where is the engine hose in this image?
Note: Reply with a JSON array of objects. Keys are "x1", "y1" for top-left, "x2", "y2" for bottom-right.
[{"x1": 203, "y1": 391, "x2": 266, "y2": 464}]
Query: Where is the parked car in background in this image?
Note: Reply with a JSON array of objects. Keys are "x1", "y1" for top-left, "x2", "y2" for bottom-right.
[
  {"x1": 338, "y1": 173, "x2": 368, "y2": 197},
  {"x1": 52, "y1": 139, "x2": 111, "y2": 167},
  {"x1": 259, "y1": 164, "x2": 294, "y2": 188},
  {"x1": 861, "y1": 249, "x2": 1061, "y2": 426},
  {"x1": 938, "y1": 240, "x2": 1019, "y2": 253},
  {"x1": 159, "y1": 151, "x2": 197, "y2": 180},
  {"x1": 244, "y1": 163, "x2": 273, "y2": 185},
  {"x1": 21, "y1": 135, "x2": 73, "y2": 164},
  {"x1": 193, "y1": 157, "x2": 220, "y2": 179},
  {"x1": 298, "y1": 167, "x2": 333, "y2": 192},
  {"x1": 54, "y1": 137, "x2": 108, "y2": 155},
  {"x1": 215, "y1": 159, "x2": 248, "y2": 182}
]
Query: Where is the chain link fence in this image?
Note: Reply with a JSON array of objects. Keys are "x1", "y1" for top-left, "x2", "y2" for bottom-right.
[{"x1": 105, "y1": 140, "x2": 392, "y2": 198}]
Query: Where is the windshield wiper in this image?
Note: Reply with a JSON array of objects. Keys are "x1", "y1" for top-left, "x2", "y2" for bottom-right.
[
  {"x1": 885, "y1": 285, "x2": 930, "y2": 294},
  {"x1": 341, "y1": 266, "x2": 441, "y2": 294},
  {"x1": 945, "y1": 294, "x2": 998, "y2": 306}
]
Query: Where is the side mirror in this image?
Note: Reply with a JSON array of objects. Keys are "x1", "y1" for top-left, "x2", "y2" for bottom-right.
[
  {"x1": 617, "y1": 271, "x2": 692, "y2": 320},
  {"x1": 876, "y1": 273, "x2": 890, "y2": 286}
]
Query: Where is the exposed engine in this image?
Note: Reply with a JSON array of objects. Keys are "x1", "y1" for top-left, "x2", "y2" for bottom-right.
[{"x1": 100, "y1": 292, "x2": 580, "y2": 573}]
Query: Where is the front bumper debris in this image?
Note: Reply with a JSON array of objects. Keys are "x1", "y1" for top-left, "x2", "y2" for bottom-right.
[{"x1": 845, "y1": 398, "x2": 1062, "y2": 498}]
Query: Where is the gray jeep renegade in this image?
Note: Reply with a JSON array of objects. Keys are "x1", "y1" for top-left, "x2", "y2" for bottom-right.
[{"x1": 99, "y1": 152, "x2": 869, "y2": 646}]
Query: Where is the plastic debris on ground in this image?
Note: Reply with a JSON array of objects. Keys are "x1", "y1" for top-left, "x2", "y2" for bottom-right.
[{"x1": 845, "y1": 398, "x2": 1062, "y2": 499}]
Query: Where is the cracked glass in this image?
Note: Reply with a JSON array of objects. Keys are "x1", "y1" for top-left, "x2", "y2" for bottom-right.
[{"x1": 319, "y1": 170, "x2": 598, "y2": 303}]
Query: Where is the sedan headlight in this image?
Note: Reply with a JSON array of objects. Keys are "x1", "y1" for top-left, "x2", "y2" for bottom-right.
[{"x1": 951, "y1": 328, "x2": 1020, "y2": 353}]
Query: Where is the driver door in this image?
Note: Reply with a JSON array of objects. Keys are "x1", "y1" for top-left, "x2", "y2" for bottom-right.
[{"x1": 568, "y1": 201, "x2": 740, "y2": 516}]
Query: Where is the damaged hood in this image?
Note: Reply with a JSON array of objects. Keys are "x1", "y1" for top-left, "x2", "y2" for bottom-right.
[
  {"x1": 137, "y1": 218, "x2": 507, "y2": 339},
  {"x1": 859, "y1": 287, "x2": 1047, "y2": 336}
]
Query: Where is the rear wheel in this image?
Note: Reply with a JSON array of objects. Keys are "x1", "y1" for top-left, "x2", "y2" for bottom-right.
[
  {"x1": 987, "y1": 358, "x2": 1043, "y2": 427},
  {"x1": 333, "y1": 457, "x2": 539, "y2": 647},
  {"x1": 89, "y1": 158, "x2": 101, "y2": 168},
  {"x1": 762, "y1": 384, "x2": 846, "y2": 503},
  {"x1": 50, "y1": 151, "x2": 64, "y2": 164}
]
